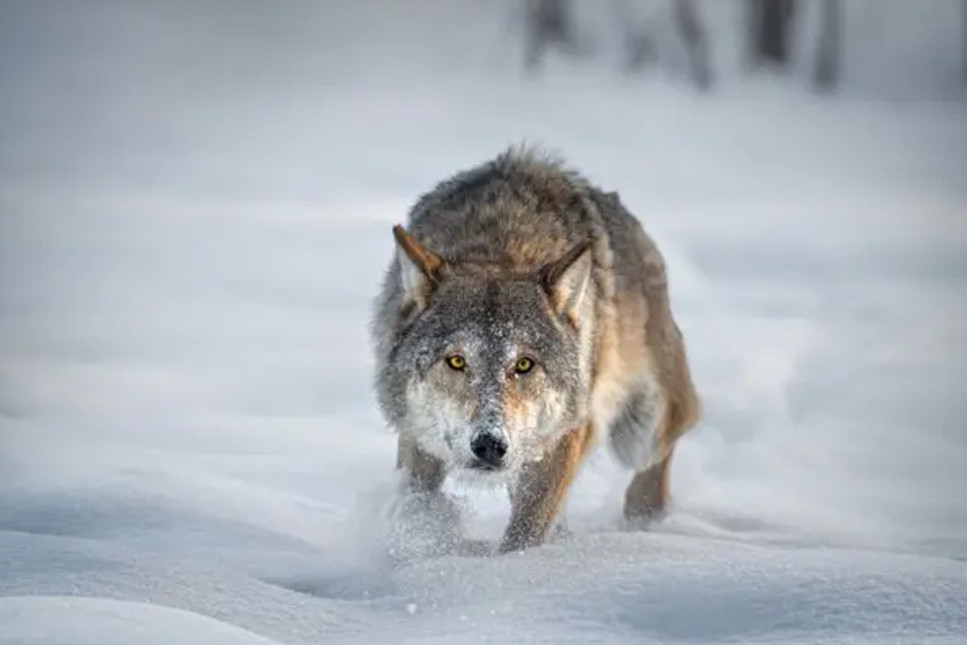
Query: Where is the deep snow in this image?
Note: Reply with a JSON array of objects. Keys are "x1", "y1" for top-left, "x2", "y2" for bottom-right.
[{"x1": 1, "y1": 1, "x2": 966, "y2": 644}]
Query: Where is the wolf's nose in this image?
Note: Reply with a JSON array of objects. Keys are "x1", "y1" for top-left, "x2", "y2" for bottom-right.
[{"x1": 470, "y1": 432, "x2": 508, "y2": 467}]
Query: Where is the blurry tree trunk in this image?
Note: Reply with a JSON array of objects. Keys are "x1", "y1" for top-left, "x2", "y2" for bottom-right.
[
  {"x1": 623, "y1": 0, "x2": 713, "y2": 91},
  {"x1": 621, "y1": 0, "x2": 655, "y2": 72},
  {"x1": 675, "y1": 0, "x2": 713, "y2": 89},
  {"x1": 748, "y1": 0, "x2": 797, "y2": 67},
  {"x1": 523, "y1": 0, "x2": 578, "y2": 73},
  {"x1": 813, "y1": 0, "x2": 841, "y2": 90},
  {"x1": 963, "y1": 0, "x2": 967, "y2": 82}
]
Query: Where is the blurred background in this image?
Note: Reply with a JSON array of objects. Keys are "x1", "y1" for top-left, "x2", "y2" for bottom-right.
[{"x1": 0, "y1": 2, "x2": 966, "y2": 643}]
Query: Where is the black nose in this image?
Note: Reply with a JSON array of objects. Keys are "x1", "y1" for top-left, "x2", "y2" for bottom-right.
[{"x1": 470, "y1": 432, "x2": 508, "y2": 468}]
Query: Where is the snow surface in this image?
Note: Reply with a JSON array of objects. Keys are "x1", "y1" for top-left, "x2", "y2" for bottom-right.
[{"x1": 1, "y1": 1, "x2": 966, "y2": 643}]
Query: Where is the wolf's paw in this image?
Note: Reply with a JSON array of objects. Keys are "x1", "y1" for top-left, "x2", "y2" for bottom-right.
[
  {"x1": 620, "y1": 506, "x2": 669, "y2": 533},
  {"x1": 549, "y1": 516, "x2": 572, "y2": 542},
  {"x1": 384, "y1": 490, "x2": 468, "y2": 559},
  {"x1": 454, "y1": 538, "x2": 497, "y2": 558}
]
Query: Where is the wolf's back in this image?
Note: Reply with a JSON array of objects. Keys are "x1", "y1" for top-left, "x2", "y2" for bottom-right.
[{"x1": 399, "y1": 146, "x2": 609, "y2": 272}]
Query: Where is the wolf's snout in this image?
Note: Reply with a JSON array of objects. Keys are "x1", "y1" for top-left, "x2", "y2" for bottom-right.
[{"x1": 470, "y1": 431, "x2": 508, "y2": 468}]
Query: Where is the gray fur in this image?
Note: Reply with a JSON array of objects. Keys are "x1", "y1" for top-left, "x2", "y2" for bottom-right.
[{"x1": 371, "y1": 143, "x2": 692, "y2": 482}]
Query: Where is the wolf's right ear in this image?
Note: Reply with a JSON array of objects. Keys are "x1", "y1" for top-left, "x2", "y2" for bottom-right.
[{"x1": 393, "y1": 224, "x2": 446, "y2": 311}]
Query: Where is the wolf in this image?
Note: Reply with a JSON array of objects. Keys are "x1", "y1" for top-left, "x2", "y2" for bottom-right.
[{"x1": 371, "y1": 145, "x2": 701, "y2": 554}]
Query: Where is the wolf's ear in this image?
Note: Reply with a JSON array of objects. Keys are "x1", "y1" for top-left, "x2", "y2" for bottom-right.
[
  {"x1": 540, "y1": 238, "x2": 593, "y2": 323},
  {"x1": 393, "y1": 224, "x2": 446, "y2": 310}
]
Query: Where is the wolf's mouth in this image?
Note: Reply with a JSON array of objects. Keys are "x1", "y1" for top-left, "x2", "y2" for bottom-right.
[{"x1": 467, "y1": 459, "x2": 502, "y2": 472}]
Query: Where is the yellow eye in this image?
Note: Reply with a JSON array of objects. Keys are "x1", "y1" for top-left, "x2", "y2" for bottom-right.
[
  {"x1": 446, "y1": 354, "x2": 466, "y2": 370},
  {"x1": 514, "y1": 357, "x2": 535, "y2": 374}
]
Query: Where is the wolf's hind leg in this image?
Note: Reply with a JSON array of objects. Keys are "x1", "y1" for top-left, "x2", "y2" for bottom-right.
[
  {"x1": 623, "y1": 446, "x2": 673, "y2": 522},
  {"x1": 619, "y1": 360, "x2": 699, "y2": 523},
  {"x1": 500, "y1": 423, "x2": 593, "y2": 553}
]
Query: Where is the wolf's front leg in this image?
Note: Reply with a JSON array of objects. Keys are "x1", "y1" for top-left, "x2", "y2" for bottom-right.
[
  {"x1": 394, "y1": 432, "x2": 455, "y2": 529},
  {"x1": 396, "y1": 433, "x2": 446, "y2": 494},
  {"x1": 499, "y1": 423, "x2": 593, "y2": 553},
  {"x1": 391, "y1": 433, "x2": 471, "y2": 556}
]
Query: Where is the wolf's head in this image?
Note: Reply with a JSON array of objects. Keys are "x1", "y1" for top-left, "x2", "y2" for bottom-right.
[{"x1": 379, "y1": 225, "x2": 595, "y2": 480}]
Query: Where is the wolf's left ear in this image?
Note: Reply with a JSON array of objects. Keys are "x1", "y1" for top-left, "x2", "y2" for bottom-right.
[
  {"x1": 393, "y1": 224, "x2": 446, "y2": 310},
  {"x1": 540, "y1": 238, "x2": 593, "y2": 323}
]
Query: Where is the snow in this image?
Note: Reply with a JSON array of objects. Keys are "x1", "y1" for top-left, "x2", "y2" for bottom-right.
[{"x1": 1, "y1": 1, "x2": 966, "y2": 643}]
